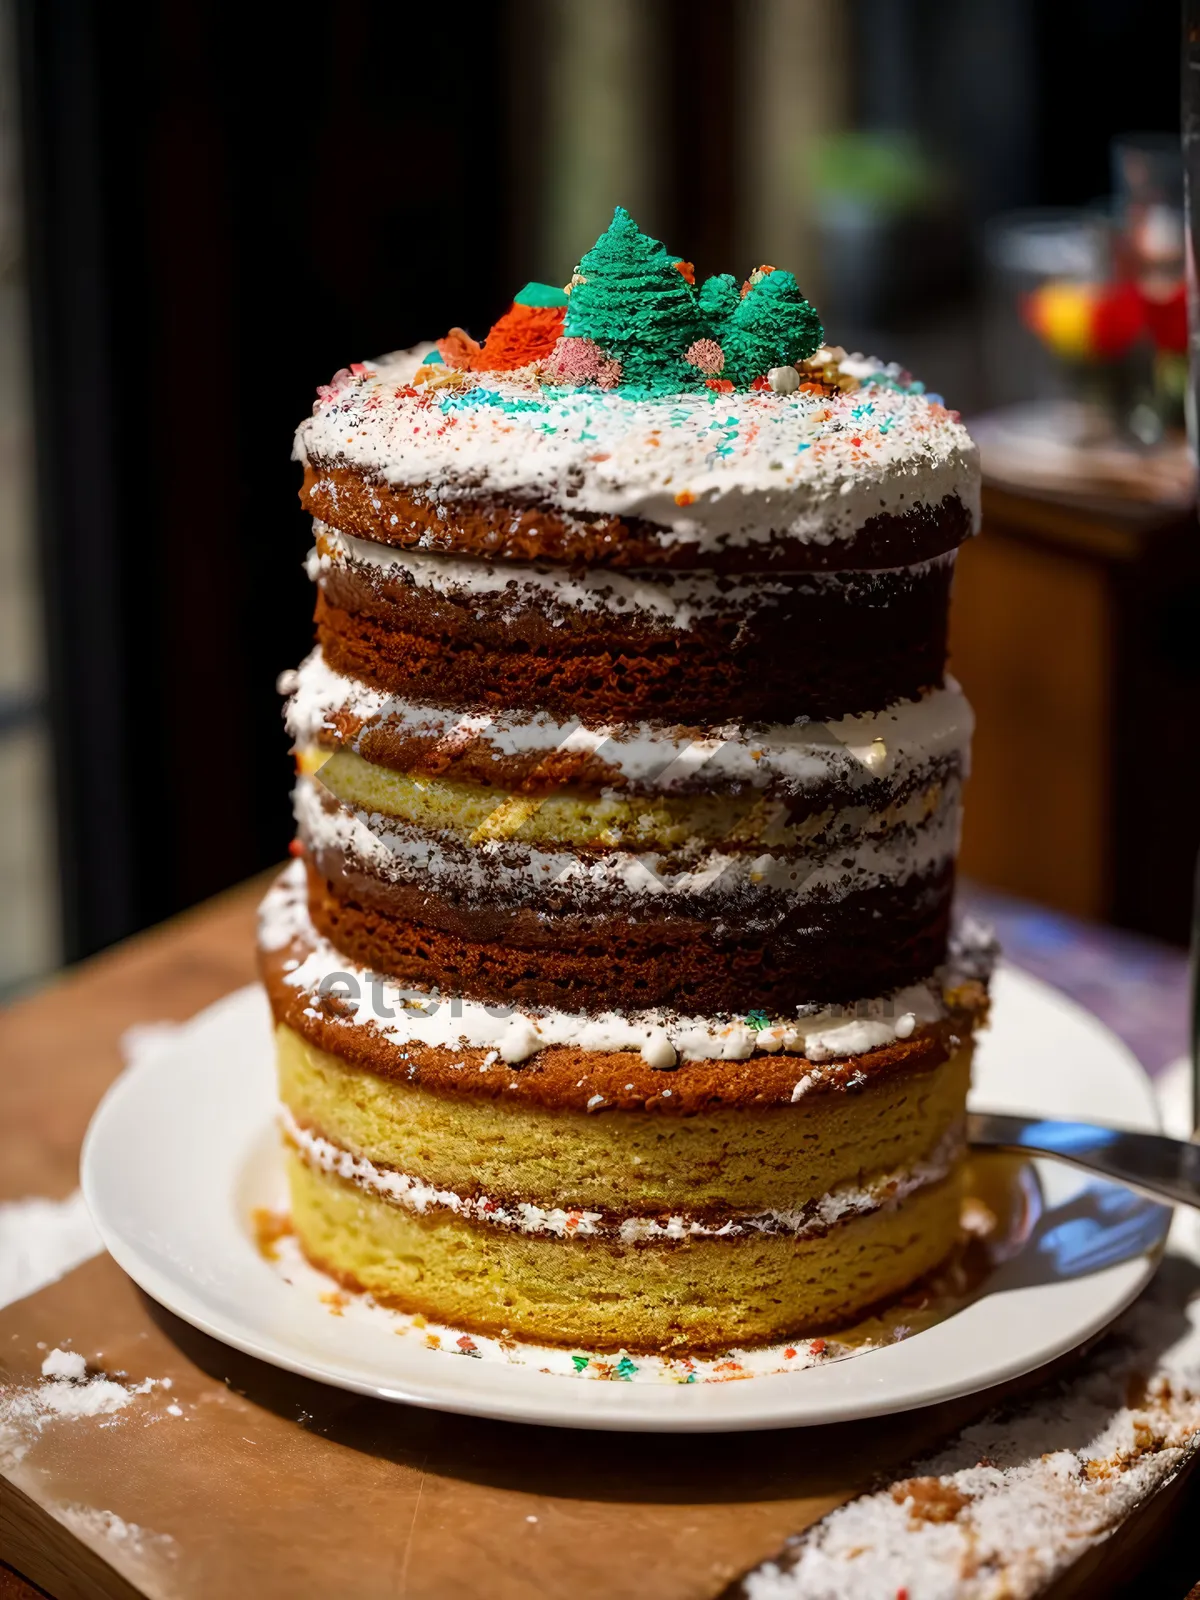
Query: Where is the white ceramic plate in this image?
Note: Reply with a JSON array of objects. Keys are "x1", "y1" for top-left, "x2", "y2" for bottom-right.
[{"x1": 81, "y1": 967, "x2": 1169, "y2": 1432}]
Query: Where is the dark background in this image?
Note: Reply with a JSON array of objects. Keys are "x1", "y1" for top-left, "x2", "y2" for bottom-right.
[{"x1": 15, "y1": 0, "x2": 1186, "y2": 961}]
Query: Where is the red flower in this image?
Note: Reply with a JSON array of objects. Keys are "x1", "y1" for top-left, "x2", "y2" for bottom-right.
[
  {"x1": 1140, "y1": 282, "x2": 1188, "y2": 354},
  {"x1": 1091, "y1": 281, "x2": 1145, "y2": 359}
]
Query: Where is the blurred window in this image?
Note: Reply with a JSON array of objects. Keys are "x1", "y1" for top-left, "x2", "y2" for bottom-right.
[{"x1": 0, "y1": 0, "x2": 58, "y2": 995}]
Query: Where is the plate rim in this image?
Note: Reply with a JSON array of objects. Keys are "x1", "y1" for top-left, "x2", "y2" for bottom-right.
[{"x1": 80, "y1": 965, "x2": 1168, "y2": 1432}]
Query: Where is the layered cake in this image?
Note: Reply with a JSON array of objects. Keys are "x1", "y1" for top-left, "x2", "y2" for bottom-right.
[{"x1": 259, "y1": 207, "x2": 990, "y2": 1351}]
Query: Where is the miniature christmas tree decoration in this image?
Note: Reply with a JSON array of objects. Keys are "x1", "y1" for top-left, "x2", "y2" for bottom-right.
[
  {"x1": 563, "y1": 206, "x2": 706, "y2": 393},
  {"x1": 720, "y1": 269, "x2": 823, "y2": 386},
  {"x1": 698, "y1": 273, "x2": 742, "y2": 328},
  {"x1": 433, "y1": 210, "x2": 826, "y2": 394}
]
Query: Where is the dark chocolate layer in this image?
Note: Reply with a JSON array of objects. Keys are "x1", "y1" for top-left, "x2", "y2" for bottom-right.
[
  {"x1": 302, "y1": 464, "x2": 975, "y2": 573},
  {"x1": 302, "y1": 855, "x2": 954, "y2": 1014},
  {"x1": 314, "y1": 553, "x2": 953, "y2": 723}
]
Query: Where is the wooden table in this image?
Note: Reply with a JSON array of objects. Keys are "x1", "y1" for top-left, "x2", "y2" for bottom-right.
[{"x1": 0, "y1": 877, "x2": 1197, "y2": 1599}]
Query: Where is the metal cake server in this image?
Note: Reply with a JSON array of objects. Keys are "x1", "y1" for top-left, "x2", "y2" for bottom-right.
[
  {"x1": 969, "y1": 1112, "x2": 1200, "y2": 1209},
  {"x1": 973, "y1": 856, "x2": 1200, "y2": 1208}
]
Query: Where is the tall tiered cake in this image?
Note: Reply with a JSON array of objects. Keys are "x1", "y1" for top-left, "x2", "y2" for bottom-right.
[{"x1": 259, "y1": 208, "x2": 989, "y2": 1351}]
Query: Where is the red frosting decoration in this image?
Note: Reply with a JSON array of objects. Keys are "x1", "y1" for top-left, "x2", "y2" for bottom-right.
[{"x1": 472, "y1": 303, "x2": 567, "y2": 372}]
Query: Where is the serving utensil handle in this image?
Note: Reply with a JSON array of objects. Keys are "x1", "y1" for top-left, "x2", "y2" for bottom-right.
[{"x1": 968, "y1": 1110, "x2": 1200, "y2": 1210}]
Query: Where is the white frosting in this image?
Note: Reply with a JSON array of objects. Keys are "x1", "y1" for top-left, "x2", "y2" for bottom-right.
[
  {"x1": 283, "y1": 648, "x2": 973, "y2": 797},
  {"x1": 293, "y1": 359, "x2": 981, "y2": 550},
  {"x1": 293, "y1": 774, "x2": 961, "y2": 908},
  {"x1": 282, "y1": 1103, "x2": 961, "y2": 1242},
  {"x1": 260, "y1": 858, "x2": 949, "y2": 1069},
  {"x1": 311, "y1": 520, "x2": 954, "y2": 631}
]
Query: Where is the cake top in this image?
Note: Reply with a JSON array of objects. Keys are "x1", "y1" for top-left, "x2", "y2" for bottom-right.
[{"x1": 295, "y1": 207, "x2": 980, "y2": 550}]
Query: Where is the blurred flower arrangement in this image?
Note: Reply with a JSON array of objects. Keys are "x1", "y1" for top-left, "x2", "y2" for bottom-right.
[
  {"x1": 1019, "y1": 135, "x2": 1187, "y2": 447},
  {"x1": 1022, "y1": 278, "x2": 1184, "y2": 367}
]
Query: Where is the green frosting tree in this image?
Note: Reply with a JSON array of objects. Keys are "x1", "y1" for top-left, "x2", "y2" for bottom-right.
[
  {"x1": 719, "y1": 269, "x2": 823, "y2": 386},
  {"x1": 697, "y1": 273, "x2": 741, "y2": 327},
  {"x1": 563, "y1": 207, "x2": 705, "y2": 391}
]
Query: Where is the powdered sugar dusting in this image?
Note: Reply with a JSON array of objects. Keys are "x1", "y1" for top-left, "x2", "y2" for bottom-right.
[
  {"x1": 733, "y1": 1263, "x2": 1200, "y2": 1599},
  {"x1": 57, "y1": 1504, "x2": 178, "y2": 1567},
  {"x1": 0, "y1": 1191, "x2": 102, "y2": 1312},
  {"x1": 40, "y1": 1347, "x2": 87, "y2": 1382},
  {"x1": 0, "y1": 1347, "x2": 178, "y2": 1471}
]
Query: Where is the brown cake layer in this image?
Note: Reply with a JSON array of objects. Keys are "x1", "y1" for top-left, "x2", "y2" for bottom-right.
[
  {"x1": 302, "y1": 464, "x2": 975, "y2": 573},
  {"x1": 259, "y1": 919, "x2": 988, "y2": 1114},
  {"x1": 313, "y1": 552, "x2": 952, "y2": 723},
  {"x1": 302, "y1": 854, "x2": 954, "y2": 1014}
]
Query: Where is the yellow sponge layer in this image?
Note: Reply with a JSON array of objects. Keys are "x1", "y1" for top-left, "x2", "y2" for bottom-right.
[
  {"x1": 286, "y1": 1151, "x2": 963, "y2": 1351},
  {"x1": 310, "y1": 746, "x2": 945, "y2": 852},
  {"x1": 276, "y1": 1023, "x2": 972, "y2": 1213}
]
